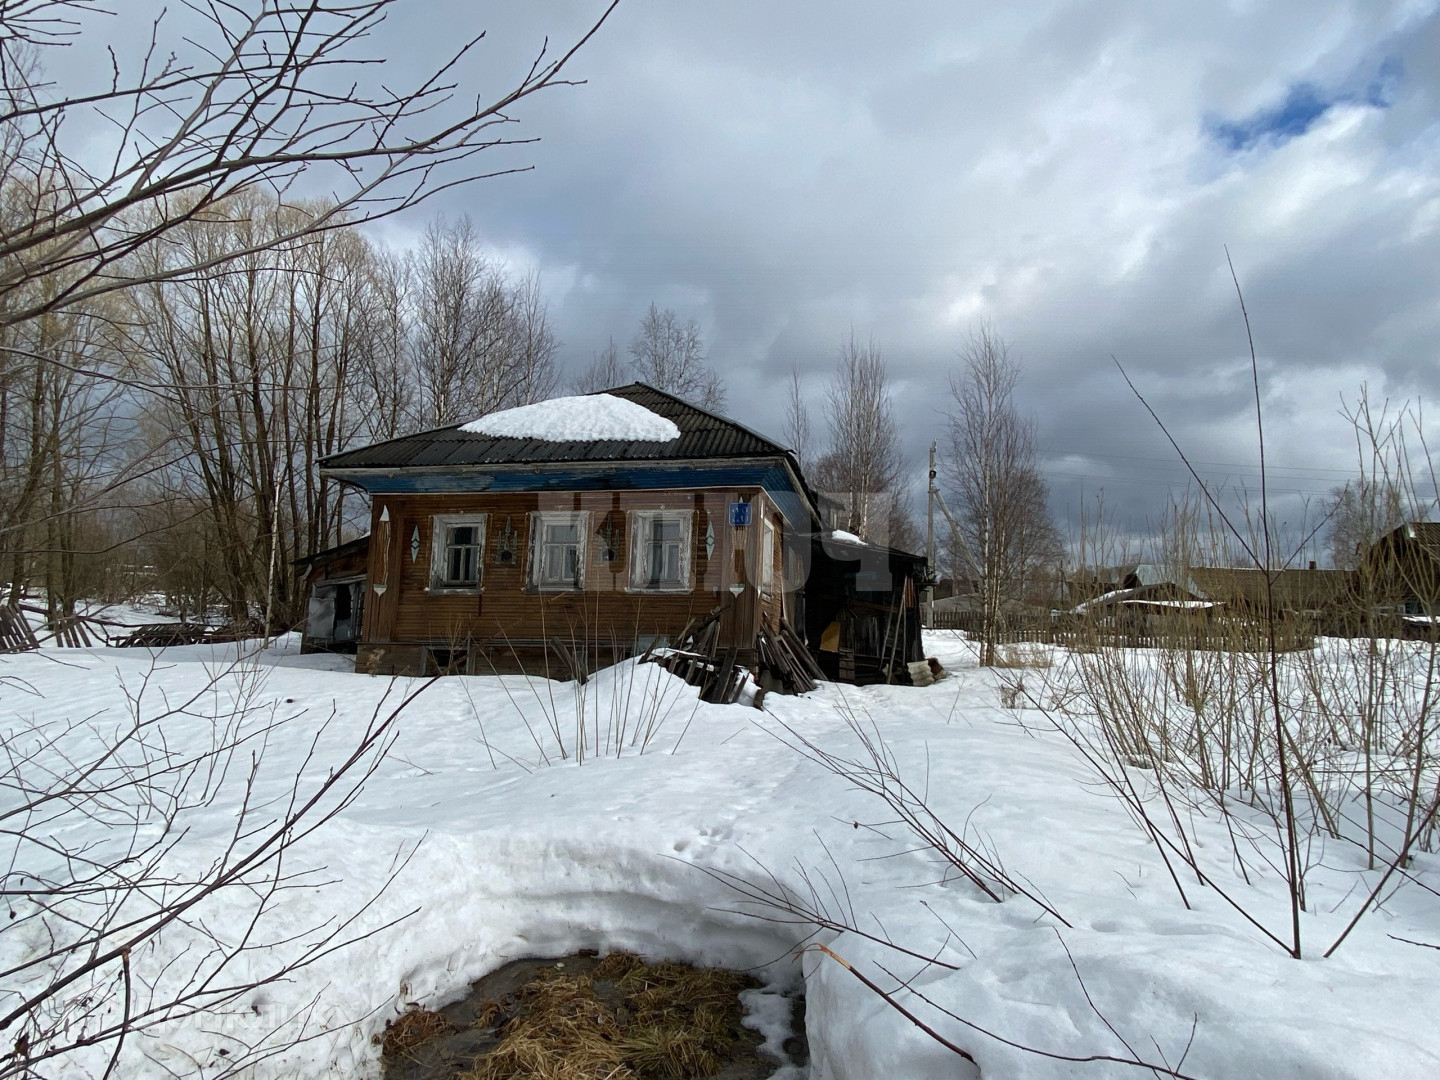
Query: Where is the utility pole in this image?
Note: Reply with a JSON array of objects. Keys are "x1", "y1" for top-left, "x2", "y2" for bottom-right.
[{"x1": 926, "y1": 442, "x2": 937, "y2": 626}]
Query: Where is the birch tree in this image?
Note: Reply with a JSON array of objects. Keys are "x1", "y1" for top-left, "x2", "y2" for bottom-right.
[
  {"x1": 811, "y1": 334, "x2": 911, "y2": 547},
  {"x1": 944, "y1": 327, "x2": 1060, "y2": 665},
  {"x1": 574, "y1": 338, "x2": 624, "y2": 394},
  {"x1": 782, "y1": 361, "x2": 812, "y2": 469},
  {"x1": 626, "y1": 303, "x2": 725, "y2": 408}
]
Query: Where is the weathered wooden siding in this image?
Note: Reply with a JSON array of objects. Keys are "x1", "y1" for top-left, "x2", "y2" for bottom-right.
[
  {"x1": 301, "y1": 545, "x2": 368, "y2": 594},
  {"x1": 358, "y1": 487, "x2": 785, "y2": 673}
]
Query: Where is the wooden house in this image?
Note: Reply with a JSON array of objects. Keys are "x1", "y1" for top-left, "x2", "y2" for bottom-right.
[
  {"x1": 1187, "y1": 566, "x2": 1350, "y2": 620},
  {"x1": 1356, "y1": 522, "x2": 1440, "y2": 616},
  {"x1": 1072, "y1": 581, "x2": 1217, "y2": 619},
  {"x1": 312, "y1": 383, "x2": 928, "y2": 683}
]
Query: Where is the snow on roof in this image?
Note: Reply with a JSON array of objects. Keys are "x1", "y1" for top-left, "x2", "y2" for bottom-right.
[
  {"x1": 460, "y1": 393, "x2": 681, "y2": 443},
  {"x1": 1072, "y1": 588, "x2": 1133, "y2": 615},
  {"x1": 1120, "y1": 598, "x2": 1218, "y2": 609},
  {"x1": 826, "y1": 530, "x2": 867, "y2": 546}
]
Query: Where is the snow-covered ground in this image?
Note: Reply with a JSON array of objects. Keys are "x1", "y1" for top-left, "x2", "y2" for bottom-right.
[{"x1": 2, "y1": 631, "x2": 1438, "y2": 1078}]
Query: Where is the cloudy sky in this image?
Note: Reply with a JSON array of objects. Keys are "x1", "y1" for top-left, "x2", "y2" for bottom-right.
[{"x1": 74, "y1": 1, "x2": 1440, "y2": 559}]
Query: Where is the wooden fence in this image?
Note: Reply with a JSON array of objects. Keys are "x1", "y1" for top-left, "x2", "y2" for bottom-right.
[
  {"x1": 0, "y1": 607, "x2": 39, "y2": 653},
  {"x1": 924, "y1": 611, "x2": 1318, "y2": 652}
]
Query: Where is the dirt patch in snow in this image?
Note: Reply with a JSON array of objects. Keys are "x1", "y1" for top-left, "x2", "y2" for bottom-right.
[{"x1": 379, "y1": 952, "x2": 807, "y2": 1080}]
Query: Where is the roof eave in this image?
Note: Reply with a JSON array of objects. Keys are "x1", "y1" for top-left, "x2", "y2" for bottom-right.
[{"x1": 321, "y1": 452, "x2": 825, "y2": 527}]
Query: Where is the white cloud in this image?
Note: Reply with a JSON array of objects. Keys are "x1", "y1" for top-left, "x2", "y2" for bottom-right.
[{"x1": 59, "y1": 0, "x2": 1440, "y2": 544}]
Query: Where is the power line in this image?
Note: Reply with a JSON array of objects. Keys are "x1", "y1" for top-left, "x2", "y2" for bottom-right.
[
  {"x1": 1039, "y1": 468, "x2": 1339, "y2": 498},
  {"x1": 1039, "y1": 446, "x2": 1358, "y2": 482}
]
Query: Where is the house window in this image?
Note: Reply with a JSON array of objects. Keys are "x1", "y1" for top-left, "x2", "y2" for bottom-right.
[
  {"x1": 761, "y1": 516, "x2": 778, "y2": 593},
  {"x1": 630, "y1": 510, "x2": 693, "y2": 592},
  {"x1": 430, "y1": 514, "x2": 486, "y2": 591},
  {"x1": 530, "y1": 511, "x2": 588, "y2": 590}
]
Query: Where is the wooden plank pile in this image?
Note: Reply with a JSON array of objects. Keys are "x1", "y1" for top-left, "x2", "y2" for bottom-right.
[
  {"x1": 111, "y1": 618, "x2": 270, "y2": 648},
  {"x1": 0, "y1": 602, "x2": 268, "y2": 652},
  {"x1": 641, "y1": 608, "x2": 737, "y2": 703},
  {"x1": 0, "y1": 607, "x2": 39, "y2": 653},
  {"x1": 643, "y1": 610, "x2": 824, "y2": 706},
  {"x1": 111, "y1": 623, "x2": 213, "y2": 648},
  {"x1": 756, "y1": 619, "x2": 824, "y2": 696}
]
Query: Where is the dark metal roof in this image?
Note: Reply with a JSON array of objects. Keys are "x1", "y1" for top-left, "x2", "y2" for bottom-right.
[
  {"x1": 320, "y1": 383, "x2": 789, "y2": 471},
  {"x1": 293, "y1": 533, "x2": 370, "y2": 569},
  {"x1": 814, "y1": 530, "x2": 926, "y2": 565}
]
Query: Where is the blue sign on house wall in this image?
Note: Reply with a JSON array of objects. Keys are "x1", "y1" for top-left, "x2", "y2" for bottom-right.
[{"x1": 728, "y1": 501, "x2": 752, "y2": 526}]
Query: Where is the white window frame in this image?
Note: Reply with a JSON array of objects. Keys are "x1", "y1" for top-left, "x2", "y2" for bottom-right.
[
  {"x1": 429, "y1": 513, "x2": 486, "y2": 593},
  {"x1": 628, "y1": 510, "x2": 694, "y2": 593},
  {"x1": 760, "y1": 515, "x2": 778, "y2": 594},
  {"x1": 529, "y1": 510, "x2": 589, "y2": 591}
]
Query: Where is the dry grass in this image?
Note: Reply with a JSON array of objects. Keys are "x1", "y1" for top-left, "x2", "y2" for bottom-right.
[
  {"x1": 380, "y1": 1006, "x2": 455, "y2": 1057},
  {"x1": 466, "y1": 972, "x2": 627, "y2": 1080},
  {"x1": 619, "y1": 962, "x2": 746, "y2": 1022},
  {"x1": 620, "y1": 1024, "x2": 723, "y2": 1079},
  {"x1": 592, "y1": 951, "x2": 644, "y2": 981},
  {"x1": 459, "y1": 955, "x2": 753, "y2": 1080},
  {"x1": 474, "y1": 999, "x2": 505, "y2": 1029}
]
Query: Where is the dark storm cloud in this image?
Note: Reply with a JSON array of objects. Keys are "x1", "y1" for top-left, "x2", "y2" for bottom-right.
[{"x1": 66, "y1": 1, "x2": 1440, "y2": 551}]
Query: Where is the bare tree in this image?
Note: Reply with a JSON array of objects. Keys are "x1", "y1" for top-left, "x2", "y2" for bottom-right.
[
  {"x1": 1325, "y1": 393, "x2": 1414, "y2": 571},
  {"x1": 944, "y1": 327, "x2": 1060, "y2": 665},
  {"x1": 506, "y1": 269, "x2": 560, "y2": 408},
  {"x1": 782, "y1": 361, "x2": 812, "y2": 469},
  {"x1": 410, "y1": 215, "x2": 550, "y2": 426},
  {"x1": 0, "y1": 275, "x2": 132, "y2": 615},
  {"x1": 85, "y1": 201, "x2": 560, "y2": 624},
  {"x1": 1327, "y1": 480, "x2": 1405, "y2": 569},
  {"x1": 351, "y1": 248, "x2": 417, "y2": 444},
  {"x1": 0, "y1": 6, "x2": 614, "y2": 1069},
  {"x1": 573, "y1": 338, "x2": 624, "y2": 394},
  {"x1": 626, "y1": 302, "x2": 725, "y2": 409},
  {"x1": 0, "y1": 0, "x2": 619, "y2": 328},
  {"x1": 122, "y1": 195, "x2": 385, "y2": 623},
  {"x1": 811, "y1": 334, "x2": 912, "y2": 547}
]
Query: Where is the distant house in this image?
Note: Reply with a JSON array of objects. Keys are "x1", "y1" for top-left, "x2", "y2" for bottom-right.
[
  {"x1": 1071, "y1": 582, "x2": 1214, "y2": 615},
  {"x1": 309, "y1": 383, "x2": 927, "y2": 683},
  {"x1": 1070, "y1": 581, "x2": 1218, "y2": 633},
  {"x1": 1069, "y1": 563, "x2": 1177, "y2": 604},
  {"x1": 1356, "y1": 522, "x2": 1440, "y2": 617},
  {"x1": 1063, "y1": 563, "x2": 1350, "y2": 646},
  {"x1": 1187, "y1": 566, "x2": 1350, "y2": 619}
]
